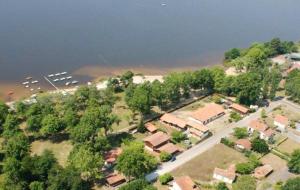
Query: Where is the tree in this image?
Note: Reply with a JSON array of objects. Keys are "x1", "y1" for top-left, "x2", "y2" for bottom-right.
[
  {"x1": 119, "y1": 179, "x2": 156, "y2": 190},
  {"x1": 236, "y1": 162, "x2": 256, "y2": 174},
  {"x1": 62, "y1": 108, "x2": 78, "y2": 129},
  {"x1": 120, "y1": 71, "x2": 134, "y2": 88},
  {"x1": 151, "y1": 80, "x2": 166, "y2": 108},
  {"x1": 233, "y1": 175, "x2": 256, "y2": 190},
  {"x1": 4, "y1": 133, "x2": 30, "y2": 160},
  {"x1": 159, "y1": 173, "x2": 173, "y2": 185},
  {"x1": 41, "y1": 114, "x2": 62, "y2": 136},
  {"x1": 224, "y1": 48, "x2": 241, "y2": 61},
  {"x1": 27, "y1": 115, "x2": 42, "y2": 133},
  {"x1": 282, "y1": 177, "x2": 300, "y2": 190},
  {"x1": 233, "y1": 127, "x2": 248, "y2": 139},
  {"x1": 68, "y1": 145, "x2": 104, "y2": 180},
  {"x1": 216, "y1": 182, "x2": 229, "y2": 190},
  {"x1": 251, "y1": 138, "x2": 269, "y2": 153},
  {"x1": 163, "y1": 74, "x2": 182, "y2": 103},
  {"x1": 2, "y1": 157, "x2": 26, "y2": 188},
  {"x1": 160, "y1": 151, "x2": 172, "y2": 162},
  {"x1": 191, "y1": 69, "x2": 214, "y2": 91},
  {"x1": 29, "y1": 181, "x2": 44, "y2": 190},
  {"x1": 288, "y1": 149, "x2": 300, "y2": 174},
  {"x1": 2, "y1": 114, "x2": 19, "y2": 138},
  {"x1": 0, "y1": 101, "x2": 9, "y2": 127},
  {"x1": 116, "y1": 142, "x2": 158, "y2": 179},
  {"x1": 171, "y1": 131, "x2": 186, "y2": 143}
]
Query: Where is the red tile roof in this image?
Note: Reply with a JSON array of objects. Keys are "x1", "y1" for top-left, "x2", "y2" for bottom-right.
[
  {"x1": 174, "y1": 176, "x2": 198, "y2": 190},
  {"x1": 263, "y1": 128, "x2": 275, "y2": 137},
  {"x1": 187, "y1": 121, "x2": 209, "y2": 133},
  {"x1": 249, "y1": 120, "x2": 268, "y2": 132},
  {"x1": 254, "y1": 165, "x2": 273, "y2": 179},
  {"x1": 235, "y1": 139, "x2": 252, "y2": 150},
  {"x1": 106, "y1": 174, "x2": 126, "y2": 186},
  {"x1": 143, "y1": 131, "x2": 170, "y2": 147},
  {"x1": 145, "y1": 122, "x2": 158, "y2": 133},
  {"x1": 192, "y1": 103, "x2": 225, "y2": 123},
  {"x1": 230, "y1": 103, "x2": 249, "y2": 114},
  {"x1": 160, "y1": 113, "x2": 187, "y2": 129},
  {"x1": 274, "y1": 115, "x2": 289, "y2": 126},
  {"x1": 158, "y1": 143, "x2": 181, "y2": 155},
  {"x1": 214, "y1": 164, "x2": 236, "y2": 181},
  {"x1": 104, "y1": 148, "x2": 122, "y2": 163}
]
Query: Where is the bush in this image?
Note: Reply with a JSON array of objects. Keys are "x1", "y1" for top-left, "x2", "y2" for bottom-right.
[
  {"x1": 252, "y1": 138, "x2": 269, "y2": 153},
  {"x1": 119, "y1": 179, "x2": 155, "y2": 190},
  {"x1": 230, "y1": 112, "x2": 242, "y2": 122},
  {"x1": 282, "y1": 177, "x2": 300, "y2": 190},
  {"x1": 287, "y1": 149, "x2": 300, "y2": 174},
  {"x1": 216, "y1": 182, "x2": 229, "y2": 190},
  {"x1": 232, "y1": 175, "x2": 256, "y2": 190},
  {"x1": 160, "y1": 151, "x2": 172, "y2": 162},
  {"x1": 233, "y1": 127, "x2": 248, "y2": 139},
  {"x1": 159, "y1": 173, "x2": 173, "y2": 185},
  {"x1": 220, "y1": 138, "x2": 234, "y2": 147},
  {"x1": 236, "y1": 162, "x2": 255, "y2": 174},
  {"x1": 171, "y1": 131, "x2": 186, "y2": 143}
]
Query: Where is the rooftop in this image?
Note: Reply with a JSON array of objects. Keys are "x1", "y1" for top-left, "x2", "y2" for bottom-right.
[
  {"x1": 106, "y1": 173, "x2": 126, "y2": 186},
  {"x1": 158, "y1": 143, "x2": 181, "y2": 155},
  {"x1": 143, "y1": 131, "x2": 170, "y2": 147},
  {"x1": 235, "y1": 139, "x2": 252, "y2": 150},
  {"x1": 192, "y1": 103, "x2": 225, "y2": 123},
  {"x1": 160, "y1": 113, "x2": 187, "y2": 129},
  {"x1": 145, "y1": 122, "x2": 158, "y2": 133},
  {"x1": 274, "y1": 114, "x2": 289, "y2": 125},
  {"x1": 230, "y1": 103, "x2": 249, "y2": 114},
  {"x1": 254, "y1": 164, "x2": 273, "y2": 179},
  {"x1": 214, "y1": 164, "x2": 236, "y2": 181},
  {"x1": 104, "y1": 148, "x2": 122, "y2": 163},
  {"x1": 249, "y1": 120, "x2": 268, "y2": 132},
  {"x1": 174, "y1": 176, "x2": 198, "y2": 190},
  {"x1": 187, "y1": 121, "x2": 209, "y2": 133}
]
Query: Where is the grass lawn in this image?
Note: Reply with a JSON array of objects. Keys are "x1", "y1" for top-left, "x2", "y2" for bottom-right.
[
  {"x1": 277, "y1": 138, "x2": 300, "y2": 155},
  {"x1": 172, "y1": 143, "x2": 247, "y2": 182},
  {"x1": 31, "y1": 140, "x2": 73, "y2": 167}
]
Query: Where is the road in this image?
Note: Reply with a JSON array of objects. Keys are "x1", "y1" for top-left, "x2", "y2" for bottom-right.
[{"x1": 146, "y1": 100, "x2": 282, "y2": 181}]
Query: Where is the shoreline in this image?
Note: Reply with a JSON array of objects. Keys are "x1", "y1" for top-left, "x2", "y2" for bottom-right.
[{"x1": 0, "y1": 62, "x2": 223, "y2": 102}]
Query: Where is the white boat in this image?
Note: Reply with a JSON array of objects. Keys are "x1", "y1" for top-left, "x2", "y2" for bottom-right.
[
  {"x1": 61, "y1": 72, "x2": 67, "y2": 75},
  {"x1": 31, "y1": 80, "x2": 39, "y2": 84},
  {"x1": 65, "y1": 82, "x2": 71, "y2": 86},
  {"x1": 71, "y1": 80, "x2": 78, "y2": 84},
  {"x1": 60, "y1": 77, "x2": 66, "y2": 81},
  {"x1": 66, "y1": 76, "x2": 72, "y2": 79},
  {"x1": 22, "y1": 81, "x2": 29, "y2": 85},
  {"x1": 55, "y1": 73, "x2": 61, "y2": 76},
  {"x1": 37, "y1": 87, "x2": 41, "y2": 90},
  {"x1": 48, "y1": 74, "x2": 54, "y2": 77},
  {"x1": 53, "y1": 79, "x2": 59, "y2": 82},
  {"x1": 25, "y1": 85, "x2": 30, "y2": 88},
  {"x1": 30, "y1": 88, "x2": 34, "y2": 91},
  {"x1": 161, "y1": 3, "x2": 166, "y2": 6},
  {"x1": 26, "y1": 77, "x2": 32, "y2": 80}
]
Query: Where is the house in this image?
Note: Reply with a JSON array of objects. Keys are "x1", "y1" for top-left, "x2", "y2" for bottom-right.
[
  {"x1": 274, "y1": 115, "x2": 289, "y2": 132},
  {"x1": 271, "y1": 54, "x2": 288, "y2": 65},
  {"x1": 287, "y1": 62, "x2": 300, "y2": 73},
  {"x1": 247, "y1": 120, "x2": 275, "y2": 141},
  {"x1": 230, "y1": 103, "x2": 249, "y2": 115},
  {"x1": 253, "y1": 165, "x2": 273, "y2": 179},
  {"x1": 170, "y1": 176, "x2": 198, "y2": 190},
  {"x1": 157, "y1": 143, "x2": 182, "y2": 155},
  {"x1": 143, "y1": 131, "x2": 170, "y2": 152},
  {"x1": 145, "y1": 122, "x2": 158, "y2": 133},
  {"x1": 213, "y1": 164, "x2": 236, "y2": 184},
  {"x1": 187, "y1": 121, "x2": 210, "y2": 139},
  {"x1": 106, "y1": 173, "x2": 126, "y2": 187},
  {"x1": 104, "y1": 148, "x2": 122, "y2": 166},
  {"x1": 235, "y1": 139, "x2": 251, "y2": 151},
  {"x1": 191, "y1": 103, "x2": 225, "y2": 125},
  {"x1": 161, "y1": 113, "x2": 187, "y2": 131}
]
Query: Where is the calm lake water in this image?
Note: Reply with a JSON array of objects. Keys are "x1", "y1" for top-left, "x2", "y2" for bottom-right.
[{"x1": 0, "y1": 0, "x2": 300, "y2": 84}]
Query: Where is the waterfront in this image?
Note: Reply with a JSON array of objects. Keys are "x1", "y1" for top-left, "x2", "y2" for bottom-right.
[{"x1": 0, "y1": 0, "x2": 300, "y2": 100}]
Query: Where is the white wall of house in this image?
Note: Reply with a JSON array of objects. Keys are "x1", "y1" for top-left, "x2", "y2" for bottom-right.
[
  {"x1": 236, "y1": 144, "x2": 245, "y2": 150},
  {"x1": 169, "y1": 182, "x2": 182, "y2": 190},
  {"x1": 274, "y1": 121, "x2": 286, "y2": 132},
  {"x1": 213, "y1": 173, "x2": 234, "y2": 184}
]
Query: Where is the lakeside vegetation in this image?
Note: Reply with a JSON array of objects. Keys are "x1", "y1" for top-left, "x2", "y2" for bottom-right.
[{"x1": 0, "y1": 38, "x2": 299, "y2": 189}]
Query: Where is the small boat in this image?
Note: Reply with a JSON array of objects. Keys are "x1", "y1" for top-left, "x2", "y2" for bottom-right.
[
  {"x1": 37, "y1": 87, "x2": 41, "y2": 90},
  {"x1": 53, "y1": 79, "x2": 59, "y2": 82},
  {"x1": 26, "y1": 77, "x2": 32, "y2": 80},
  {"x1": 22, "y1": 81, "x2": 29, "y2": 85},
  {"x1": 161, "y1": 3, "x2": 166, "y2": 6},
  {"x1": 25, "y1": 85, "x2": 30, "y2": 88},
  {"x1": 61, "y1": 72, "x2": 67, "y2": 75},
  {"x1": 65, "y1": 82, "x2": 71, "y2": 86},
  {"x1": 55, "y1": 73, "x2": 61, "y2": 76},
  {"x1": 31, "y1": 80, "x2": 39, "y2": 84},
  {"x1": 66, "y1": 76, "x2": 72, "y2": 79},
  {"x1": 48, "y1": 74, "x2": 54, "y2": 77},
  {"x1": 71, "y1": 80, "x2": 78, "y2": 84},
  {"x1": 30, "y1": 88, "x2": 34, "y2": 91},
  {"x1": 60, "y1": 77, "x2": 66, "y2": 81}
]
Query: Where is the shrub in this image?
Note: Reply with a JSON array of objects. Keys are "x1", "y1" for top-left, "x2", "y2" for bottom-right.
[
  {"x1": 119, "y1": 179, "x2": 155, "y2": 190},
  {"x1": 216, "y1": 182, "x2": 229, "y2": 190},
  {"x1": 230, "y1": 112, "x2": 242, "y2": 122},
  {"x1": 220, "y1": 138, "x2": 234, "y2": 147},
  {"x1": 236, "y1": 162, "x2": 255, "y2": 174},
  {"x1": 160, "y1": 151, "x2": 172, "y2": 162},
  {"x1": 159, "y1": 173, "x2": 173, "y2": 185},
  {"x1": 288, "y1": 149, "x2": 300, "y2": 174},
  {"x1": 282, "y1": 177, "x2": 300, "y2": 190},
  {"x1": 252, "y1": 138, "x2": 269, "y2": 153},
  {"x1": 171, "y1": 131, "x2": 186, "y2": 143},
  {"x1": 233, "y1": 127, "x2": 248, "y2": 139}
]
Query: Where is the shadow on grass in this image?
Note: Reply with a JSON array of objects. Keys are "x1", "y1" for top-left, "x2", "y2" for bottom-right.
[
  {"x1": 107, "y1": 132, "x2": 134, "y2": 147},
  {"x1": 33, "y1": 133, "x2": 69, "y2": 144}
]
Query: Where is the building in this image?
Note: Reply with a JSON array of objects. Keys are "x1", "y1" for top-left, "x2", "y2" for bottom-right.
[
  {"x1": 143, "y1": 131, "x2": 170, "y2": 152},
  {"x1": 248, "y1": 120, "x2": 275, "y2": 141},
  {"x1": 213, "y1": 164, "x2": 236, "y2": 184},
  {"x1": 161, "y1": 113, "x2": 187, "y2": 131},
  {"x1": 157, "y1": 143, "x2": 182, "y2": 155},
  {"x1": 287, "y1": 62, "x2": 300, "y2": 73},
  {"x1": 145, "y1": 122, "x2": 158, "y2": 133},
  {"x1": 271, "y1": 54, "x2": 288, "y2": 65},
  {"x1": 187, "y1": 121, "x2": 210, "y2": 139},
  {"x1": 274, "y1": 115, "x2": 289, "y2": 132},
  {"x1": 191, "y1": 103, "x2": 225, "y2": 125},
  {"x1": 253, "y1": 165, "x2": 273, "y2": 179},
  {"x1": 104, "y1": 148, "x2": 122, "y2": 166},
  {"x1": 106, "y1": 173, "x2": 126, "y2": 187},
  {"x1": 235, "y1": 139, "x2": 251, "y2": 151},
  {"x1": 170, "y1": 176, "x2": 198, "y2": 190},
  {"x1": 230, "y1": 103, "x2": 249, "y2": 115}
]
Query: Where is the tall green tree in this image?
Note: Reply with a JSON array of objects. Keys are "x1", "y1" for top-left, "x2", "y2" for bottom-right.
[
  {"x1": 282, "y1": 177, "x2": 300, "y2": 190},
  {"x1": 4, "y1": 133, "x2": 30, "y2": 160},
  {"x1": 41, "y1": 114, "x2": 62, "y2": 136},
  {"x1": 288, "y1": 149, "x2": 300, "y2": 174},
  {"x1": 0, "y1": 101, "x2": 9, "y2": 127}
]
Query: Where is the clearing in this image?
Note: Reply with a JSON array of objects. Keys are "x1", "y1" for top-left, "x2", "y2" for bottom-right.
[
  {"x1": 277, "y1": 138, "x2": 300, "y2": 155},
  {"x1": 171, "y1": 143, "x2": 247, "y2": 182},
  {"x1": 31, "y1": 140, "x2": 73, "y2": 167}
]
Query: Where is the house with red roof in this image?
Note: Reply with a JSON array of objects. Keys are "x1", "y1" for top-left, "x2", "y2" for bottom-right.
[
  {"x1": 274, "y1": 114, "x2": 289, "y2": 132},
  {"x1": 213, "y1": 164, "x2": 236, "y2": 184},
  {"x1": 248, "y1": 120, "x2": 275, "y2": 141},
  {"x1": 230, "y1": 103, "x2": 249, "y2": 115},
  {"x1": 191, "y1": 103, "x2": 225, "y2": 125},
  {"x1": 187, "y1": 121, "x2": 210, "y2": 139},
  {"x1": 170, "y1": 176, "x2": 198, "y2": 190},
  {"x1": 160, "y1": 113, "x2": 187, "y2": 131},
  {"x1": 145, "y1": 122, "x2": 158, "y2": 133},
  {"x1": 235, "y1": 139, "x2": 252, "y2": 151}
]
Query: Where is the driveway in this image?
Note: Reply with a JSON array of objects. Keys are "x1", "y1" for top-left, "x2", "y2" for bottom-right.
[{"x1": 146, "y1": 100, "x2": 282, "y2": 181}]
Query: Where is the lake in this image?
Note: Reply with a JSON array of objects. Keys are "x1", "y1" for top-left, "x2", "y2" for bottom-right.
[{"x1": 0, "y1": 0, "x2": 300, "y2": 99}]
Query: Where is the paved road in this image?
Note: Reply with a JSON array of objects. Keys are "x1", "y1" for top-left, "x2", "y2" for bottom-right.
[{"x1": 146, "y1": 101, "x2": 282, "y2": 181}]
